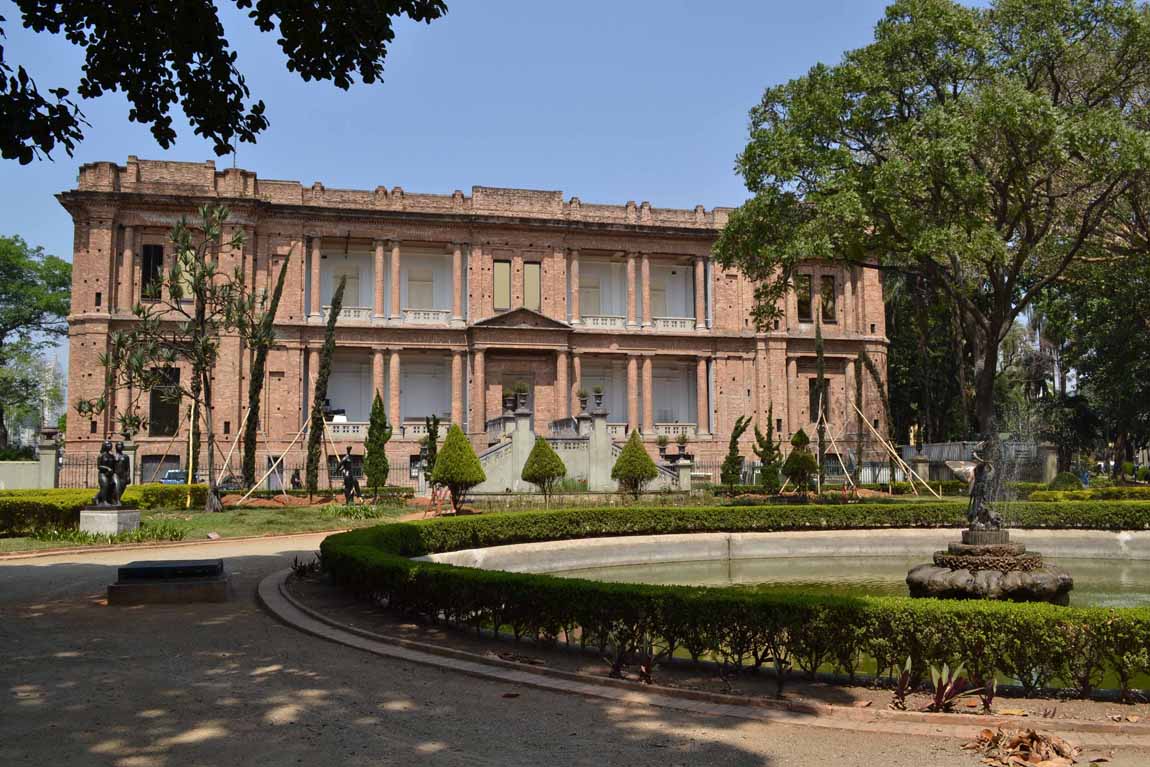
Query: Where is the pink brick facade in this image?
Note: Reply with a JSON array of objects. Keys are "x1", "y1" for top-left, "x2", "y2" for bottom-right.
[{"x1": 58, "y1": 157, "x2": 888, "y2": 480}]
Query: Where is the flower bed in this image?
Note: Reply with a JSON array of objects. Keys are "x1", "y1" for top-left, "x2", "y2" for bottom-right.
[{"x1": 322, "y1": 502, "x2": 1150, "y2": 699}]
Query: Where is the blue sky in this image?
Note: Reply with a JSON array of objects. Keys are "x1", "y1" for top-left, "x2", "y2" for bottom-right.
[{"x1": 1, "y1": 0, "x2": 903, "y2": 270}]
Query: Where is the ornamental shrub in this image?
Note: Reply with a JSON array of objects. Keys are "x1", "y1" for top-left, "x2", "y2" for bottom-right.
[
  {"x1": 521, "y1": 437, "x2": 566, "y2": 502},
  {"x1": 0, "y1": 483, "x2": 209, "y2": 535},
  {"x1": 1140, "y1": 467, "x2": 1150, "y2": 483},
  {"x1": 429, "y1": 424, "x2": 485, "y2": 511},
  {"x1": 782, "y1": 428, "x2": 818, "y2": 494},
  {"x1": 1050, "y1": 471, "x2": 1084, "y2": 491},
  {"x1": 611, "y1": 430, "x2": 658, "y2": 499},
  {"x1": 720, "y1": 415, "x2": 752, "y2": 490},
  {"x1": 752, "y1": 405, "x2": 782, "y2": 493},
  {"x1": 363, "y1": 392, "x2": 393, "y2": 500}
]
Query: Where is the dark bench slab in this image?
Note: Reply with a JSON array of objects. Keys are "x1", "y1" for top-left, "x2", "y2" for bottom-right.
[{"x1": 109, "y1": 559, "x2": 229, "y2": 605}]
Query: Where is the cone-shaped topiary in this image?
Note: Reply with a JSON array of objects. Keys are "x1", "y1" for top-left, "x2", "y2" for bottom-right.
[
  {"x1": 783, "y1": 427, "x2": 818, "y2": 496},
  {"x1": 521, "y1": 436, "x2": 566, "y2": 503},
  {"x1": 611, "y1": 430, "x2": 658, "y2": 499},
  {"x1": 430, "y1": 424, "x2": 485, "y2": 512},
  {"x1": 720, "y1": 415, "x2": 752, "y2": 490},
  {"x1": 363, "y1": 391, "x2": 392, "y2": 500}
]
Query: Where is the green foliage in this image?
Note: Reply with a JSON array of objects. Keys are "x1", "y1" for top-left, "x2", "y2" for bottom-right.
[
  {"x1": 1140, "y1": 467, "x2": 1150, "y2": 483},
  {"x1": 1031, "y1": 486, "x2": 1150, "y2": 503},
  {"x1": 713, "y1": 0, "x2": 1150, "y2": 434},
  {"x1": 323, "y1": 506, "x2": 1150, "y2": 699},
  {"x1": 363, "y1": 392, "x2": 393, "y2": 499},
  {"x1": 815, "y1": 320, "x2": 826, "y2": 483},
  {"x1": 31, "y1": 521, "x2": 186, "y2": 545},
  {"x1": 305, "y1": 275, "x2": 345, "y2": 494},
  {"x1": 611, "y1": 430, "x2": 658, "y2": 499},
  {"x1": 1050, "y1": 471, "x2": 1084, "y2": 492},
  {"x1": 0, "y1": 446, "x2": 35, "y2": 460},
  {"x1": 3, "y1": 1, "x2": 448, "y2": 163},
  {"x1": 521, "y1": 437, "x2": 566, "y2": 501},
  {"x1": 752, "y1": 405, "x2": 783, "y2": 493},
  {"x1": 429, "y1": 424, "x2": 485, "y2": 511},
  {"x1": 782, "y1": 428, "x2": 817, "y2": 494},
  {"x1": 1122, "y1": 461, "x2": 1136, "y2": 480},
  {"x1": 242, "y1": 251, "x2": 290, "y2": 488},
  {"x1": 424, "y1": 414, "x2": 441, "y2": 481},
  {"x1": 720, "y1": 415, "x2": 752, "y2": 490}
]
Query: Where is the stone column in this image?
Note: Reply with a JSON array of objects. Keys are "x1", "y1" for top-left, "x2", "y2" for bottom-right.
[
  {"x1": 451, "y1": 242, "x2": 464, "y2": 326},
  {"x1": 388, "y1": 349, "x2": 402, "y2": 428},
  {"x1": 571, "y1": 352, "x2": 582, "y2": 412},
  {"x1": 696, "y1": 356, "x2": 710, "y2": 437},
  {"x1": 310, "y1": 237, "x2": 322, "y2": 318},
  {"x1": 373, "y1": 240, "x2": 386, "y2": 319},
  {"x1": 843, "y1": 269, "x2": 854, "y2": 333},
  {"x1": 389, "y1": 239, "x2": 401, "y2": 322},
  {"x1": 787, "y1": 357, "x2": 798, "y2": 436},
  {"x1": 308, "y1": 347, "x2": 321, "y2": 409},
  {"x1": 451, "y1": 350, "x2": 464, "y2": 427},
  {"x1": 471, "y1": 348, "x2": 486, "y2": 434},
  {"x1": 627, "y1": 355, "x2": 639, "y2": 433},
  {"x1": 372, "y1": 348, "x2": 385, "y2": 402},
  {"x1": 119, "y1": 225, "x2": 135, "y2": 312},
  {"x1": 640, "y1": 252, "x2": 652, "y2": 327},
  {"x1": 556, "y1": 350, "x2": 569, "y2": 420},
  {"x1": 694, "y1": 255, "x2": 707, "y2": 331},
  {"x1": 641, "y1": 355, "x2": 654, "y2": 434},
  {"x1": 569, "y1": 249, "x2": 581, "y2": 324},
  {"x1": 625, "y1": 251, "x2": 637, "y2": 327},
  {"x1": 844, "y1": 358, "x2": 856, "y2": 429}
]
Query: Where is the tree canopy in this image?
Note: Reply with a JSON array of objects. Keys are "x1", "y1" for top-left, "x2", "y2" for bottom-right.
[
  {"x1": 714, "y1": 0, "x2": 1150, "y2": 436},
  {"x1": 1, "y1": 0, "x2": 448, "y2": 163}
]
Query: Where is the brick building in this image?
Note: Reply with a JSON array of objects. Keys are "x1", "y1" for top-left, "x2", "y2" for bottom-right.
[{"x1": 58, "y1": 157, "x2": 888, "y2": 482}]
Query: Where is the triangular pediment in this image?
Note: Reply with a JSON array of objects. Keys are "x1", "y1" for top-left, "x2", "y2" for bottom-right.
[{"x1": 472, "y1": 308, "x2": 571, "y2": 330}]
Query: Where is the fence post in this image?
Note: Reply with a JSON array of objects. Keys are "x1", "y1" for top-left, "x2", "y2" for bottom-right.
[{"x1": 38, "y1": 436, "x2": 60, "y2": 489}]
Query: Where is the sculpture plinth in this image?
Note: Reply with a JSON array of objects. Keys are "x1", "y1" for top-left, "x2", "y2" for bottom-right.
[{"x1": 906, "y1": 437, "x2": 1073, "y2": 605}]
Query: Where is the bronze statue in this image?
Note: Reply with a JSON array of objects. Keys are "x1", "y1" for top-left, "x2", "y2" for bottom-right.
[
  {"x1": 94, "y1": 441, "x2": 117, "y2": 506},
  {"x1": 113, "y1": 441, "x2": 131, "y2": 504},
  {"x1": 338, "y1": 446, "x2": 361, "y2": 505},
  {"x1": 966, "y1": 438, "x2": 1002, "y2": 530}
]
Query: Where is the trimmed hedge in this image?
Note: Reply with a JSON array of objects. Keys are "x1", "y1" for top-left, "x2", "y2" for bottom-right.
[
  {"x1": 0, "y1": 484, "x2": 209, "y2": 535},
  {"x1": 323, "y1": 503, "x2": 1150, "y2": 697},
  {"x1": 1031, "y1": 486, "x2": 1150, "y2": 503}
]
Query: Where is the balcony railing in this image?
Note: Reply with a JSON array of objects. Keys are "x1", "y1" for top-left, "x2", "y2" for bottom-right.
[
  {"x1": 652, "y1": 316, "x2": 695, "y2": 331},
  {"x1": 654, "y1": 422, "x2": 697, "y2": 438},
  {"x1": 607, "y1": 422, "x2": 628, "y2": 438},
  {"x1": 402, "y1": 308, "x2": 450, "y2": 324},
  {"x1": 322, "y1": 305, "x2": 371, "y2": 322},
  {"x1": 328, "y1": 421, "x2": 368, "y2": 440},
  {"x1": 402, "y1": 418, "x2": 451, "y2": 438},
  {"x1": 583, "y1": 315, "x2": 626, "y2": 329}
]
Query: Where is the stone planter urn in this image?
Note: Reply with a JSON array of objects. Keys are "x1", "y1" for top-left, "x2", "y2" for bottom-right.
[
  {"x1": 502, "y1": 393, "x2": 516, "y2": 414},
  {"x1": 593, "y1": 391, "x2": 605, "y2": 409},
  {"x1": 578, "y1": 396, "x2": 589, "y2": 413},
  {"x1": 516, "y1": 392, "x2": 529, "y2": 410}
]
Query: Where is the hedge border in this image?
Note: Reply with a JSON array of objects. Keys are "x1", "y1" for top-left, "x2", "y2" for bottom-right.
[
  {"x1": 322, "y1": 502, "x2": 1150, "y2": 699},
  {"x1": 0, "y1": 484, "x2": 209, "y2": 536}
]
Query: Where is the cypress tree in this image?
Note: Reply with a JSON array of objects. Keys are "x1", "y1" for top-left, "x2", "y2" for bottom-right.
[
  {"x1": 782, "y1": 428, "x2": 818, "y2": 496},
  {"x1": 305, "y1": 275, "x2": 346, "y2": 495},
  {"x1": 752, "y1": 404, "x2": 782, "y2": 493},
  {"x1": 242, "y1": 252, "x2": 290, "y2": 487},
  {"x1": 521, "y1": 436, "x2": 566, "y2": 503},
  {"x1": 424, "y1": 414, "x2": 440, "y2": 482},
  {"x1": 720, "y1": 415, "x2": 752, "y2": 490},
  {"x1": 430, "y1": 424, "x2": 485, "y2": 512},
  {"x1": 363, "y1": 391, "x2": 392, "y2": 499},
  {"x1": 611, "y1": 430, "x2": 658, "y2": 500}
]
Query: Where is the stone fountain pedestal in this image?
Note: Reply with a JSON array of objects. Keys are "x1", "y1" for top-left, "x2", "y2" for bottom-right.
[{"x1": 906, "y1": 529, "x2": 1073, "y2": 605}]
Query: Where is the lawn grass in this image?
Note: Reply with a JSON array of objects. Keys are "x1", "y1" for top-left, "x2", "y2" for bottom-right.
[{"x1": 0, "y1": 503, "x2": 411, "y2": 554}]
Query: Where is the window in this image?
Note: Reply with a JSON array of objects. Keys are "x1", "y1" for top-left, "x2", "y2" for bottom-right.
[
  {"x1": 408, "y1": 266, "x2": 434, "y2": 309},
  {"x1": 524, "y1": 262, "x2": 541, "y2": 311},
  {"x1": 820, "y1": 275, "x2": 837, "y2": 322},
  {"x1": 796, "y1": 274, "x2": 812, "y2": 322},
  {"x1": 94, "y1": 291, "x2": 102, "y2": 308},
  {"x1": 493, "y1": 260, "x2": 511, "y2": 311},
  {"x1": 651, "y1": 271, "x2": 667, "y2": 317},
  {"x1": 808, "y1": 378, "x2": 830, "y2": 421},
  {"x1": 149, "y1": 368, "x2": 181, "y2": 437},
  {"x1": 141, "y1": 244, "x2": 164, "y2": 300},
  {"x1": 330, "y1": 263, "x2": 361, "y2": 307},
  {"x1": 579, "y1": 271, "x2": 601, "y2": 316}
]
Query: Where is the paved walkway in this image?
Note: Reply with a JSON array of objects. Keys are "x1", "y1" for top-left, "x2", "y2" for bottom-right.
[{"x1": 2, "y1": 536, "x2": 1147, "y2": 766}]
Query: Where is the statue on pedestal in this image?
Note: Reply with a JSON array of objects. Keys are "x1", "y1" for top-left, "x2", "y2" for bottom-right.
[{"x1": 966, "y1": 438, "x2": 1002, "y2": 530}]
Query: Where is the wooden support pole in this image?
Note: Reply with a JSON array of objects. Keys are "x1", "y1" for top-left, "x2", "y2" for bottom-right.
[{"x1": 236, "y1": 422, "x2": 308, "y2": 505}]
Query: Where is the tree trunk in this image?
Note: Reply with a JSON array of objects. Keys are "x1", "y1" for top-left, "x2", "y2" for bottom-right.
[
  {"x1": 0, "y1": 402, "x2": 8, "y2": 450},
  {"x1": 201, "y1": 367, "x2": 222, "y2": 513}
]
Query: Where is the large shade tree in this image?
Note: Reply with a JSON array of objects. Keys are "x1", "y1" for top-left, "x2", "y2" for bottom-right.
[
  {"x1": 1, "y1": 0, "x2": 448, "y2": 163},
  {"x1": 714, "y1": 0, "x2": 1150, "y2": 437}
]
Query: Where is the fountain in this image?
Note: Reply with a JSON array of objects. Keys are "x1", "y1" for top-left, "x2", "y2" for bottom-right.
[{"x1": 906, "y1": 437, "x2": 1074, "y2": 605}]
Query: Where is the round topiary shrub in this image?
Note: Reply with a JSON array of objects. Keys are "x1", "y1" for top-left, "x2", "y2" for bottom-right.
[
  {"x1": 429, "y1": 424, "x2": 486, "y2": 511},
  {"x1": 521, "y1": 437, "x2": 566, "y2": 502},
  {"x1": 611, "y1": 430, "x2": 658, "y2": 499},
  {"x1": 1049, "y1": 471, "x2": 1084, "y2": 491}
]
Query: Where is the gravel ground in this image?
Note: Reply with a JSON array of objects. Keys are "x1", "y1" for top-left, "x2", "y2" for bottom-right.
[{"x1": 2, "y1": 536, "x2": 1147, "y2": 767}]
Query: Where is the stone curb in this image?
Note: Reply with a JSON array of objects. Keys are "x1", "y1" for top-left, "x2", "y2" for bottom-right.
[
  {"x1": 0, "y1": 529, "x2": 340, "y2": 561},
  {"x1": 257, "y1": 569, "x2": 1150, "y2": 748}
]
